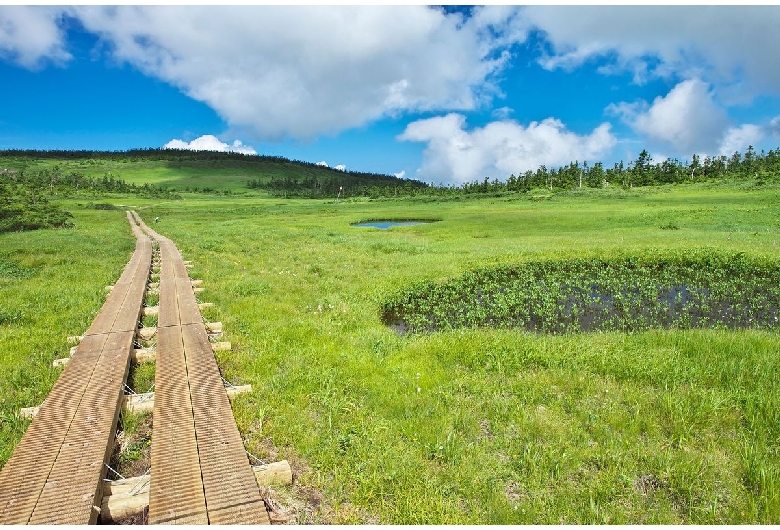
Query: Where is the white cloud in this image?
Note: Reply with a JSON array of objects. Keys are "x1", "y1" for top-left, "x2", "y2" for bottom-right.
[
  {"x1": 398, "y1": 113, "x2": 616, "y2": 185},
  {"x1": 316, "y1": 161, "x2": 328, "y2": 167},
  {"x1": 769, "y1": 116, "x2": 780, "y2": 139},
  {"x1": 719, "y1": 125, "x2": 764, "y2": 157},
  {"x1": 0, "y1": 6, "x2": 71, "y2": 68},
  {"x1": 394, "y1": 170, "x2": 406, "y2": 179},
  {"x1": 334, "y1": 164, "x2": 346, "y2": 172},
  {"x1": 522, "y1": 6, "x2": 780, "y2": 100},
  {"x1": 65, "y1": 5, "x2": 526, "y2": 140},
  {"x1": 608, "y1": 79, "x2": 729, "y2": 154},
  {"x1": 163, "y1": 134, "x2": 257, "y2": 155}
]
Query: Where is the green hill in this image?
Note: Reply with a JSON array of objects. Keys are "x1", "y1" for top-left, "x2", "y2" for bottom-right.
[{"x1": 0, "y1": 149, "x2": 427, "y2": 196}]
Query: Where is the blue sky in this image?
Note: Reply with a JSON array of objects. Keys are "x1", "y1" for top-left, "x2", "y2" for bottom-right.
[{"x1": 1, "y1": 5, "x2": 780, "y2": 185}]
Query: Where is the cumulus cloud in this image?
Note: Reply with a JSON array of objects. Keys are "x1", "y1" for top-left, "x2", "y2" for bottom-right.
[
  {"x1": 718, "y1": 125, "x2": 764, "y2": 157},
  {"x1": 0, "y1": 6, "x2": 71, "y2": 68},
  {"x1": 394, "y1": 170, "x2": 406, "y2": 179},
  {"x1": 608, "y1": 79, "x2": 729, "y2": 154},
  {"x1": 334, "y1": 164, "x2": 346, "y2": 172},
  {"x1": 522, "y1": 6, "x2": 780, "y2": 99},
  {"x1": 316, "y1": 161, "x2": 328, "y2": 167},
  {"x1": 62, "y1": 5, "x2": 526, "y2": 140},
  {"x1": 163, "y1": 134, "x2": 257, "y2": 155},
  {"x1": 398, "y1": 113, "x2": 616, "y2": 185}
]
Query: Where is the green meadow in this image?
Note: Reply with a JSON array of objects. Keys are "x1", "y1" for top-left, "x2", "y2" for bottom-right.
[{"x1": 1, "y1": 183, "x2": 779, "y2": 523}]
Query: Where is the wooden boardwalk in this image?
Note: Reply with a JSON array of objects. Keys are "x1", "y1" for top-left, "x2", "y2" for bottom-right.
[
  {"x1": 0, "y1": 211, "x2": 268, "y2": 525},
  {"x1": 131, "y1": 212, "x2": 269, "y2": 525},
  {"x1": 0, "y1": 212, "x2": 152, "y2": 524}
]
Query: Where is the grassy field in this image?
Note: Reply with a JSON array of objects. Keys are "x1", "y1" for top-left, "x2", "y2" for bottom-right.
[{"x1": 1, "y1": 183, "x2": 779, "y2": 523}]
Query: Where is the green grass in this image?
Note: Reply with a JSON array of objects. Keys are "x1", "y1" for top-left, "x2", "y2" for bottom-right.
[{"x1": 2, "y1": 183, "x2": 779, "y2": 523}]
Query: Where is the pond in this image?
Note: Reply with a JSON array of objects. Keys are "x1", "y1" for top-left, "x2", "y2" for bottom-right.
[{"x1": 351, "y1": 220, "x2": 436, "y2": 230}]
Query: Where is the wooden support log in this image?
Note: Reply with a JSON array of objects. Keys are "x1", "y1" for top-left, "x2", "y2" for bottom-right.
[
  {"x1": 198, "y1": 302, "x2": 214, "y2": 310},
  {"x1": 99, "y1": 460, "x2": 292, "y2": 522},
  {"x1": 205, "y1": 321, "x2": 222, "y2": 334},
  {"x1": 105, "y1": 285, "x2": 114, "y2": 292},
  {"x1": 57, "y1": 346, "x2": 153, "y2": 369},
  {"x1": 70, "y1": 345, "x2": 78, "y2": 356},
  {"x1": 67, "y1": 335, "x2": 83, "y2": 344},
  {"x1": 147, "y1": 288, "x2": 160, "y2": 295},
  {"x1": 52, "y1": 357, "x2": 70, "y2": 368},
  {"x1": 137, "y1": 327, "x2": 157, "y2": 340},
  {"x1": 147, "y1": 282, "x2": 159, "y2": 289},
  {"x1": 131, "y1": 348, "x2": 156, "y2": 363},
  {"x1": 142, "y1": 306, "x2": 159, "y2": 316},
  {"x1": 212, "y1": 341, "x2": 232, "y2": 352},
  {"x1": 123, "y1": 393, "x2": 155, "y2": 414},
  {"x1": 252, "y1": 460, "x2": 293, "y2": 487},
  {"x1": 122, "y1": 385, "x2": 250, "y2": 414},
  {"x1": 226, "y1": 384, "x2": 252, "y2": 398},
  {"x1": 191, "y1": 279, "x2": 204, "y2": 287},
  {"x1": 99, "y1": 475, "x2": 151, "y2": 523},
  {"x1": 19, "y1": 406, "x2": 39, "y2": 419},
  {"x1": 193, "y1": 287, "x2": 205, "y2": 293}
]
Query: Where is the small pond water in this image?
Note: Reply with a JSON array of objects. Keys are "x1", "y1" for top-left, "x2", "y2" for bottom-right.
[{"x1": 352, "y1": 221, "x2": 432, "y2": 230}]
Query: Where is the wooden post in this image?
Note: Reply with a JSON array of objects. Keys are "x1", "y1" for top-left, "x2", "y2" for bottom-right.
[
  {"x1": 131, "y1": 348, "x2": 156, "y2": 363},
  {"x1": 99, "y1": 460, "x2": 292, "y2": 523},
  {"x1": 252, "y1": 460, "x2": 293, "y2": 487},
  {"x1": 137, "y1": 327, "x2": 157, "y2": 340}
]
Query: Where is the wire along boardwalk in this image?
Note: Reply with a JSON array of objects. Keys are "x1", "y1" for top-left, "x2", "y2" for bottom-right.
[
  {"x1": 0, "y1": 212, "x2": 152, "y2": 525},
  {"x1": 132, "y1": 212, "x2": 269, "y2": 525}
]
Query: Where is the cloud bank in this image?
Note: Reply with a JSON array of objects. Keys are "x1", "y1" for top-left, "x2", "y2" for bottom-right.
[
  {"x1": 523, "y1": 5, "x2": 780, "y2": 100},
  {"x1": 66, "y1": 5, "x2": 527, "y2": 141},
  {"x1": 399, "y1": 114, "x2": 616, "y2": 185},
  {"x1": 163, "y1": 135, "x2": 257, "y2": 155}
]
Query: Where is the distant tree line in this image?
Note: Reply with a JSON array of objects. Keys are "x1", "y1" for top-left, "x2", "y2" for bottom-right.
[
  {"x1": 246, "y1": 145, "x2": 780, "y2": 199},
  {"x1": 494, "y1": 146, "x2": 780, "y2": 192},
  {"x1": 0, "y1": 147, "x2": 274, "y2": 163},
  {"x1": 246, "y1": 172, "x2": 428, "y2": 198}
]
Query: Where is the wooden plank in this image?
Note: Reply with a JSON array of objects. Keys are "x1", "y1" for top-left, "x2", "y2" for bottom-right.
[
  {"x1": 181, "y1": 323, "x2": 268, "y2": 525},
  {"x1": 0, "y1": 333, "x2": 108, "y2": 524},
  {"x1": 28, "y1": 330, "x2": 134, "y2": 524},
  {"x1": 147, "y1": 325, "x2": 208, "y2": 525},
  {"x1": 136, "y1": 213, "x2": 269, "y2": 525}
]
